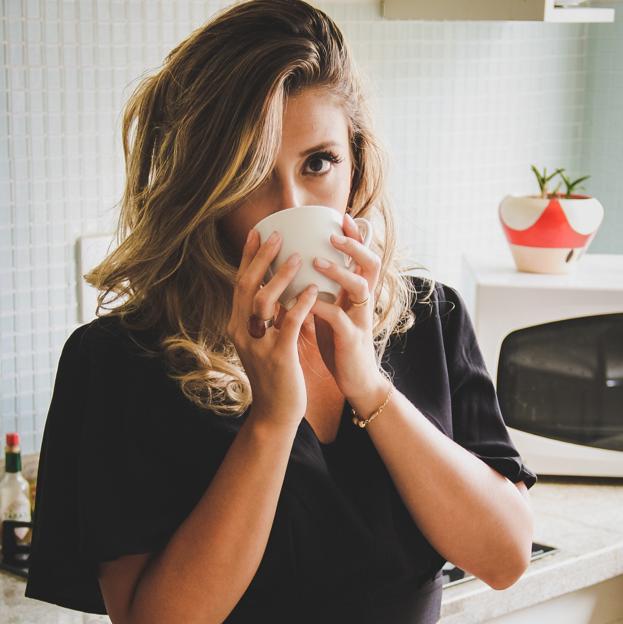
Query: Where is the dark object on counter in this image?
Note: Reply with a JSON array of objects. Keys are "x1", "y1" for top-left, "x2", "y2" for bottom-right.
[
  {"x1": 441, "y1": 542, "x2": 558, "y2": 588},
  {"x1": 1, "y1": 519, "x2": 31, "y2": 576}
]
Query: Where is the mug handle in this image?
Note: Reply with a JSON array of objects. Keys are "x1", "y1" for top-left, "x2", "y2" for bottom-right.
[{"x1": 345, "y1": 217, "x2": 373, "y2": 271}]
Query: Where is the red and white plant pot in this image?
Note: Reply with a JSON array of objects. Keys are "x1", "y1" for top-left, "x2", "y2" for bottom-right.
[{"x1": 498, "y1": 193, "x2": 604, "y2": 274}]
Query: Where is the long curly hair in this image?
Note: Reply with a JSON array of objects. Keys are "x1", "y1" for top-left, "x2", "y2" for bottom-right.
[{"x1": 83, "y1": 0, "x2": 435, "y2": 417}]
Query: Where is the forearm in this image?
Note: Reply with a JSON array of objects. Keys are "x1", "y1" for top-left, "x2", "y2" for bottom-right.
[
  {"x1": 128, "y1": 409, "x2": 298, "y2": 624},
  {"x1": 349, "y1": 379, "x2": 534, "y2": 589}
]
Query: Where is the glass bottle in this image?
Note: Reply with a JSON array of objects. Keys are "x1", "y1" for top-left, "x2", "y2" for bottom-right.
[{"x1": 0, "y1": 432, "x2": 32, "y2": 546}]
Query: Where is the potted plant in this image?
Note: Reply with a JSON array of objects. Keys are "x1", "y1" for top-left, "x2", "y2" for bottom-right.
[{"x1": 498, "y1": 166, "x2": 604, "y2": 274}]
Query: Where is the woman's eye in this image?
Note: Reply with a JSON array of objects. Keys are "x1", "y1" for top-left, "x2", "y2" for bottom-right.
[{"x1": 304, "y1": 151, "x2": 344, "y2": 176}]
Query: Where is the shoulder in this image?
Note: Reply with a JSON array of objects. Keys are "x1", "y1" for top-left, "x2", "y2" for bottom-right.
[
  {"x1": 390, "y1": 274, "x2": 474, "y2": 366},
  {"x1": 406, "y1": 277, "x2": 479, "y2": 370},
  {"x1": 51, "y1": 316, "x2": 165, "y2": 396},
  {"x1": 402, "y1": 274, "x2": 462, "y2": 325},
  {"x1": 63, "y1": 314, "x2": 161, "y2": 363}
]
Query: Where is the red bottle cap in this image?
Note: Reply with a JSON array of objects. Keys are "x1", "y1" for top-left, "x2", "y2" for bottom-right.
[{"x1": 6, "y1": 432, "x2": 20, "y2": 446}]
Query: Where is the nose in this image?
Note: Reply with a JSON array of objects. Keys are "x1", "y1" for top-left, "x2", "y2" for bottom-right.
[
  {"x1": 278, "y1": 184, "x2": 302, "y2": 211},
  {"x1": 273, "y1": 174, "x2": 309, "y2": 211}
]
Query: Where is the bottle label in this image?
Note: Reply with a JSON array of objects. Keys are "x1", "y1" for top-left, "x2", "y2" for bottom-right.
[{"x1": 4, "y1": 499, "x2": 31, "y2": 539}]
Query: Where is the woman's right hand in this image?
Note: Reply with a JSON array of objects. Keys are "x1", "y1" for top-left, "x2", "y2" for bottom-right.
[{"x1": 226, "y1": 228, "x2": 319, "y2": 430}]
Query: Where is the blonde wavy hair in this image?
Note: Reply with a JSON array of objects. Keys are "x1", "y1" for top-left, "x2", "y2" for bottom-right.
[{"x1": 84, "y1": 0, "x2": 435, "y2": 417}]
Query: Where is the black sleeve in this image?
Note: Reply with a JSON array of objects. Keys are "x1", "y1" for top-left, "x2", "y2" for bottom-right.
[
  {"x1": 25, "y1": 319, "x2": 235, "y2": 614},
  {"x1": 25, "y1": 325, "x2": 105, "y2": 613},
  {"x1": 76, "y1": 322, "x2": 184, "y2": 563},
  {"x1": 437, "y1": 282, "x2": 538, "y2": 490}
]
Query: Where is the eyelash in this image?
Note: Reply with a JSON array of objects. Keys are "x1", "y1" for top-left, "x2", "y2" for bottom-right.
[{"x1": 305, "y1": 150, "x2": 344, "y2": 176}]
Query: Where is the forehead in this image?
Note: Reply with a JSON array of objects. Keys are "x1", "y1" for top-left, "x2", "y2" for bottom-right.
[{"x1": 281, "y1": 88, "x2": 349, "y2": 147}]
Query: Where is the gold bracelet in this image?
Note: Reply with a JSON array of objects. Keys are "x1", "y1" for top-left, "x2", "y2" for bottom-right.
[{"x1": 351, "y1": 384, "x2": 394, "y2": 429}]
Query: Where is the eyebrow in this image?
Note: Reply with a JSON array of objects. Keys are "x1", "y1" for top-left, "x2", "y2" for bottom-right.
[{"x1": 299, "y1": 141, "x2": 341, "y2": 157}]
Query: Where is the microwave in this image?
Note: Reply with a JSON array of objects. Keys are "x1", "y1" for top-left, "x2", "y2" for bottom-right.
[{"x1": 460, "y1": 252, "x2": 623, "y2": 478}]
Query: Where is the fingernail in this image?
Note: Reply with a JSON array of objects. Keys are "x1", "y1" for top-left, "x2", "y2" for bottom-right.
[
  {"x1": 268, "y1": 230, "x2": 280, "y2": 244},
  {"x1": 288, "y1": 252, "x2": 302, "y2": 265},
  {"x1": 308, "y1": 284, "x2": 318, "y2": 295},
  {"x1": 314, "y1": 257, "x2": 331, "y2": 268},
  {"x1": 246, "y1": 229, "x2": 256, "y2": 245},
  {"x1": 332, "y1": 234, "x2": 346, "y2": 244}
]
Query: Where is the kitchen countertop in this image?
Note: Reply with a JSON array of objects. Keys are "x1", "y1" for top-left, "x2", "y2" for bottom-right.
[{"x1": 2, "y1": 474, "x2": 622, "y2": 623}]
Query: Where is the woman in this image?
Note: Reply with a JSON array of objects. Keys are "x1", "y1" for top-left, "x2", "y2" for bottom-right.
[{"x1": 25, "y1": 1, "x2": 537, "y2": 623}]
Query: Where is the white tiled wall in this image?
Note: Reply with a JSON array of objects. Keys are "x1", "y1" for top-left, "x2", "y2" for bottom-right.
[{"x1": 1, "y1": 0, "x2": 621, "y2": 454}]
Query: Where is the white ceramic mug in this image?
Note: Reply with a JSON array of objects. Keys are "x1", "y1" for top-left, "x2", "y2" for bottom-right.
[{"x1": 253, "y1": 205, "x2": 373, "y2": 310}]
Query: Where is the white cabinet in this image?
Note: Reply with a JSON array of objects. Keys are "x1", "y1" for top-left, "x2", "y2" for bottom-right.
[{"x1": 382, "y1": 0, "x2": 615, "y2": 23}]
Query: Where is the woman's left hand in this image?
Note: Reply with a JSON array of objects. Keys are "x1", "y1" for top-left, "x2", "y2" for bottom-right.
[{"x1": 310, "y1": 211, "x2": 384, "y2": 402}]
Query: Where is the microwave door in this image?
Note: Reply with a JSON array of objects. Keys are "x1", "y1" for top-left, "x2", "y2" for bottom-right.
[{"x1": 497, "y1": 313, "x2": 623, "y2": 453}]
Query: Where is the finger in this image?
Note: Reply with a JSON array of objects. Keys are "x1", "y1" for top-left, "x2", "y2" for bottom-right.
[
  {"x1": 309, "y1": 297, "x2": 351, "y2": 336},
  {"x1": 238, "y1": 230, "x2": 281, "y2": 316},
  {"x1": 252, "y1": 251, "x2": 303, "y2": 322},
  {"x1": 273, "y1": 300, "x2": 287, "y2": 330},
  {"x1": 330, "y1": 232, "x2": 380, "y2": 280},
  {"x1": 232, "y1": 228, "x2": 260, "y2": 319},
  {"x1": 233, "y1": 228, "x2": 260, "y2": 307},
  {"x1": 246, "y1": 230, "x2": 282, "y2": 284},
  {"x1": 237, "y1": 227, "x2": 260, "y2": 277},
  {"x1": 343, "y1": 212, "x2": 363, "y2": 243},
  {"x1": 312, "y1": 256, "x2": 368, "y2": 305},
  {"x1": 278, "y1": 284, "x2": 319, "y2": 343}
]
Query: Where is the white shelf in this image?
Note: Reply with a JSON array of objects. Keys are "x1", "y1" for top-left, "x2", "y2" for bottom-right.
[
  {"x1": 460, "y1": 252, "x2": 623, "y2": 291},
  {"x1": 382, "y1": 0, "x2": 616, "y2": 23}
]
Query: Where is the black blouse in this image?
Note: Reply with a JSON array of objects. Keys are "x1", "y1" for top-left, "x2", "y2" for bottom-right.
[{"x1": 24, "y1": 276, "x2": 537, "y2": 623}]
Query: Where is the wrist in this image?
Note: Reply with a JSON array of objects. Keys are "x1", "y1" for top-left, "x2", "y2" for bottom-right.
[
  {"x1": 348, "y1": 376, "x2": 394, "y2": 425},
  {"x1": 246, "y1": 407, "x2": 300, "y2": 442}
]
